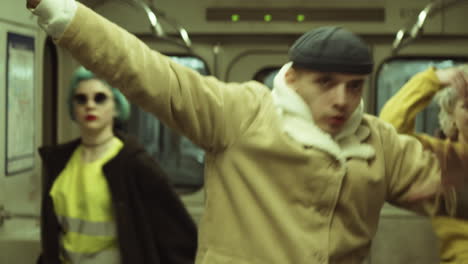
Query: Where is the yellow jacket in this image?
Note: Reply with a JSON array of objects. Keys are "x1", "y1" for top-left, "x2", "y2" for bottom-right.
[
  {"x1": 52, "y1": 4, "x2": 455, "y2": 263},
  {"x1": 380, "y1": 68, "x2": 468, "y2": 263}
]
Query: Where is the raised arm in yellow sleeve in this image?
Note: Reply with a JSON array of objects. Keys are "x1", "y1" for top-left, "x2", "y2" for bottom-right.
[
  {"x1": 379, "y1": 67, "x2": 445, "y2": 151},
  {"x1": 379, "y1": 67, "x2": 442, "y2": 133}
]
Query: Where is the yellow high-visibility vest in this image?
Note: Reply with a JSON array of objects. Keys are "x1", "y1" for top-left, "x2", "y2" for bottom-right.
[{"x1": 50, "y1": 137, "x2": 123, "y2": 263}]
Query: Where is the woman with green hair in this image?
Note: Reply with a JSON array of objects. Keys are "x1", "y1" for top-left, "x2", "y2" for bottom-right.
[
  {"x1": 38, "y1": 66, "x2": 197, "y2": 264},
  {"x1": 66, "y1": 66, "x2": 131, "y2": 129}
]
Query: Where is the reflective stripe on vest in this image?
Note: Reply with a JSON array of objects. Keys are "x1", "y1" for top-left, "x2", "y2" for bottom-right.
[
  {"x1": 63, "y1": 247, "x2": 121, "y2": 264},
  {"x1": 58, "y1": 216, "x2": 117, "y2": 237}
]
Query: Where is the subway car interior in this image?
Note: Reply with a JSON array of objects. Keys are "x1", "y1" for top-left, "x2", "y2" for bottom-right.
[{"x1": 1, "y1": 0, "x2": 468, "y2": 263}]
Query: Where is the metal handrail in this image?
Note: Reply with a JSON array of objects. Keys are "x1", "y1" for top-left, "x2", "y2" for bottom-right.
[
  {"x1": 146, "y1": 2, "x2": 192, "y2": 48},
  {"x1": 119, "y1": 0, "x2": 192, "y2": 51},
  {"x1": 87, "y1": 0, "x2": 192, "y2": 51},
  {"x1": 392, "y1": 0, "x2": 467, "y2": 55},
  {"x1": 0, "y1": 205, "x2": 39, "y2": 227},
  {"x1": 134, "y1": 0, "x2": 165, "y2": 37}
]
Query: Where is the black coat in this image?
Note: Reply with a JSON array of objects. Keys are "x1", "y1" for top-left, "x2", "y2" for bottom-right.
[{"x1": 37, "y1": 133, "x2": 198, "y2": 264}]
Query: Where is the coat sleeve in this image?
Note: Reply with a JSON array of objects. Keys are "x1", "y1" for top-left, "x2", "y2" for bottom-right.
[
  {"x1": 133, "y1": 151, "x2": 198, "y2": 264},
  {"x1": 54, "y1": 3, "x2": 267, "y2": 152},
  {"x1": 380, "y1": 122, "x2": 451, "y2": 216}
]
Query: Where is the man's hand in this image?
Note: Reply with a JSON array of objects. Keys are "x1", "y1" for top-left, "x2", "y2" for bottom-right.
[
  {"x1": 27, "y1": 0, "x2": 41, "y2": 9},
  {"x1": 436, "y1": 67, "x2": 468, "y2": 99}
]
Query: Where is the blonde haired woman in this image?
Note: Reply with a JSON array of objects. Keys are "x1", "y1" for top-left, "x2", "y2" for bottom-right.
[
  {"x1": 380, "y1": 65, "x2": 468, "y2": 263},
  {"x1": 435, "y1": 66, "x2": 468, "y2": 142}
]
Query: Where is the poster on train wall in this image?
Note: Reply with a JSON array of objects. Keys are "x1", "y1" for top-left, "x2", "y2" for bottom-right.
[{"x1": 5, "y1": 32, "x2": 35, "y2": 176}]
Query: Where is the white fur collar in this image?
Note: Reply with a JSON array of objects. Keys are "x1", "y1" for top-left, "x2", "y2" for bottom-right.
[{"x1": 271, "y1": 62, "x2": 375, "y2": 165}]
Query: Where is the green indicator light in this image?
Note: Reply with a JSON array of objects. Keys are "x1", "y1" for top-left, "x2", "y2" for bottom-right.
[
  {"x1": 264, "y1": 14, "x2": 272, "y2": 22},
  {"x1": 297, "y1": 14, "x2": 305, "y2": 22},
  {"x1": 231, "y1": 14, "x2": 240, "y2": 22}
]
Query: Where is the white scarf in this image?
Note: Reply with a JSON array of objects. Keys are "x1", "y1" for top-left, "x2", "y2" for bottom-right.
[{"x1": 271, "y1": 62, "x2": 375, "y2": 165}]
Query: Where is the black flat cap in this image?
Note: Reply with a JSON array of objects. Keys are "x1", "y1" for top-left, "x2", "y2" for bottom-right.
[{"x1": 289, "y1": 26, "x2": 373, "y2": 74}]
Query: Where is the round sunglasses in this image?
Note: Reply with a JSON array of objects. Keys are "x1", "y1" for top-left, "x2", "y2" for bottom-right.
[{"x1": 73, "y1": 92, "x2": 110, "y2": 105}]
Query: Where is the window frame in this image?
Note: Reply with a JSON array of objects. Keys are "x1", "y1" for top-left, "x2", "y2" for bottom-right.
[
  {"x1": 165, "y1": 53, "x2": 212, "y2": 76},
  {"x1": 253, "y1": 66, "x2": 281, "y2": 89},
  {"x1": 372, "y1": 55, "x2": 468, "y2": 115}
]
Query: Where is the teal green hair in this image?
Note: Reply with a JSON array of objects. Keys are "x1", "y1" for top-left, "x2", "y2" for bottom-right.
[{"x1": 68, "y1": 66, "x2": 131, "y2": 122}]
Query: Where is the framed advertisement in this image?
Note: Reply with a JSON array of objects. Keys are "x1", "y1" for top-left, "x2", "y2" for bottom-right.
[{"x1": 5, "y1": 32, "x2": 35, "y2": 175}]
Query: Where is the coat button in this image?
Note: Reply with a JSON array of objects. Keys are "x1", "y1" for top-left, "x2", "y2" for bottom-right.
[
  {"x1": 318, "y1": 207, "x2": 329, "y2": 216},
  {"x1": 314, "y1": 252, "x2": 326, "y2": 263},
  {"x1": 333, "y1": 162, "x2": 339, "y2": 169}
]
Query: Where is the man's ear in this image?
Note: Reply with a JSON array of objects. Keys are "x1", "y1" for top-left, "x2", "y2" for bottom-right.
[{"x1": 285, "y1": 67, "x2": 298, "y2": 85}]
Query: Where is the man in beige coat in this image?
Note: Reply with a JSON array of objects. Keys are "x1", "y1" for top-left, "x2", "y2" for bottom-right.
[{"x1": 27, "y1": 0, "x2": 466, "y2": 263}]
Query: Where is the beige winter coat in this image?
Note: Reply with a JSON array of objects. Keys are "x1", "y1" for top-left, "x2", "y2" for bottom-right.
[{"x1": 50, "y1": 3, "x2": 456, "y2": 263}]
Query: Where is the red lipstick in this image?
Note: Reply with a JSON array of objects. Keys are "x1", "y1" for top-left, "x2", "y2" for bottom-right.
[{"x1": 85, "y1": 115, "x2": 97, "y2": 121}]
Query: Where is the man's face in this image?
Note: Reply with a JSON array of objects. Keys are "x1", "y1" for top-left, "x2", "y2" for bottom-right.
[{"x1": 285, "y1": 67, "x2": 367, "y2": 136}]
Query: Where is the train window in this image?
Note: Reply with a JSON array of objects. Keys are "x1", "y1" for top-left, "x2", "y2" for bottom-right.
[
  {"x1": 126, "y1": 55, "x2": 210, "y2": 192},
  {"x1": 170, "y1": 56, "x2": 209, "y2": 75},
  {"x1": 375, "y1": 57, "x2": 468, "y2": 136},
  {"x1": 253, "y1": 67, "x2": 280, "y2": 89}
]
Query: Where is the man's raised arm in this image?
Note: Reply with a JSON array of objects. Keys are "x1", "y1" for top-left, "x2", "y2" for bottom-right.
[{"x1": 27, "y1": 0, "x2": 267, "y2": 151}]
